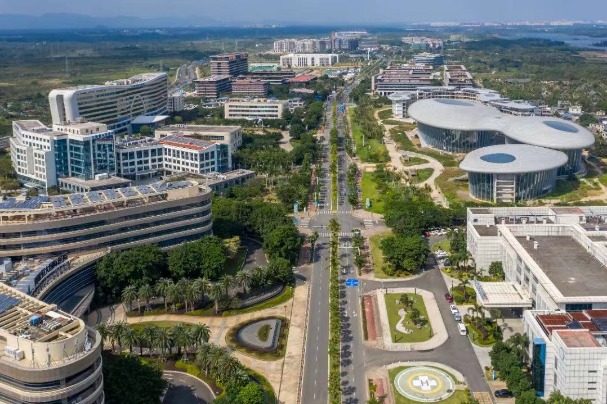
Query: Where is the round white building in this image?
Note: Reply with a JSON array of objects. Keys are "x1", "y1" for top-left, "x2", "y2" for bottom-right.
[{"x1": 460, "y1": 144, "x2": 568, "y2": 203}]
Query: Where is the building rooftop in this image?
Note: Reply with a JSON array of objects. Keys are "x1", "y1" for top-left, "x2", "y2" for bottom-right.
[
  {"x1": 516, "y1": 235, "x2": 607, "y2": 297},
  {"x1": 555, "y1": 329, "x2": 602, "y2": 348},
  {"x1": 159, "y1": 135, "x2": 215, "y2": 151},
  {"x1": 131, "y1": 115, "x2": 170, "y2": 125},
  {"x1": 473, "y1": 281, "x2": 533, "y2": 308},
  {"x1": 194, "y1": 75, "x2": 231, "y2": 82},
  {"x1": 59, "y1": 176, "x2": 132, "y2": 188},
  {"x1": 473, "y1": 225, "x2": 499, "y2": 236},
  {"x1": 408, "y1": 98, "x2": 595, "y2": 150},
  {"x1": 288, "y1": 74, "x2": 318, "y2": 84},
  {"x1": 460, "y1": 144, "x2": 568, "y2": 174},
  {"x1": 157, "y1": 124, "x2": 241, "y2": 134}
]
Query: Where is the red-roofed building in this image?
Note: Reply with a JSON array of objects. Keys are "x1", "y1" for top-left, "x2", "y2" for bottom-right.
[{"x1": 288, "y1": 74, "x2": 318, "y2": 85}]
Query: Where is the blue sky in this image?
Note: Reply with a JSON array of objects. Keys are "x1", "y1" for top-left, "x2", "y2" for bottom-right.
[{"x1": 0, "y1": 0, "x2": 602, "y2": 23}]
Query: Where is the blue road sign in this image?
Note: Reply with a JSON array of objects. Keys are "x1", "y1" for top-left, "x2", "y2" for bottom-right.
[{"x1": 345, "y1": 279, "x2": 359, "y2": 287}]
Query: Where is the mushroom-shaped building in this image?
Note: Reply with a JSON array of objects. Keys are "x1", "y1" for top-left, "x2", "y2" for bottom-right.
[
  {"x1": 407, "y1": 98, "x2": 595, "y2": 175},
  {"x1": 459, "y1": 144, "x2": 568, "y2": 203}
]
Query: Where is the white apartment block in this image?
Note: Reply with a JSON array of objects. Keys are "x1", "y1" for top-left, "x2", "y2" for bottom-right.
[
  {"x1": 224, "y1": 99, "x2": 286, "y2": 120},
  {"x1": 168, "y1": 89, "x2": 185, "y2": 112},
  {"x1": 273, "y1": 39, "x2": 331, "y2": 53},
  {"x1": 155, "y1": 124, "x2": 242, "y2": 152},
  {"x1": 48, "y1": 72, "x2": 168, "y2": 134},
  {"x1": 280, "y1": 53, "x2": 339, "y2": 68}
]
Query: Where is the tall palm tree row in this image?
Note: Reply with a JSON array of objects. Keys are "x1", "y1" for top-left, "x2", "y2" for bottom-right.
[
  {"x1": 195, "y1": 343, "x2": 250, "y2": 390},
  {"x1": 121, "y1": 274, "x2": 260, "y2": 315},
  {"x1": 95, "y1": 322, "x2": 211, "y2": 357}
]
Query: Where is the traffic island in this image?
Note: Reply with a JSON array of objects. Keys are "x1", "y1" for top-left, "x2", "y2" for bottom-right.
[
  {"x1": 375, "y1": 288, "x2": 448, "y2": 351},
  {"x1": 387, "y1": 363, "x2": 468, "y2": 404},
  {"x1": 225, "y1": 316, "x2": 289, "y2": 360}
]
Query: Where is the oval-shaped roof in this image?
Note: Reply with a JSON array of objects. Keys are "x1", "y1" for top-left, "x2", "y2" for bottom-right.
[
  {"x1": 407, "y1": 98, "x2": 595, "y2": 150},
  {"x1": 460, "y1": 144, "x2": 568, "y2": 174},
  {"x1": 388, "y1": 92, "x2": 414, "y2": 101},
  {"x1": 408, "y1": 98, "x2": 503, "y2": 131}
]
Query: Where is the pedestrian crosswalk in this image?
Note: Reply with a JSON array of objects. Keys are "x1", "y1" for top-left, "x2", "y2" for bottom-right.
[
  {"x1": 317, "y1": 210, "x2": 352, "y2": 215},
  {"x1": 317, "y1": 232, "x2": 353, "y2": 238}
]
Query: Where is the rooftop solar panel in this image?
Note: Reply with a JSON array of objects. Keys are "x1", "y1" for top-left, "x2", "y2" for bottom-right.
[
  {"x1": 136, "y1": 185, "x2": 153, "y2": 195},
  {"x1": 103, "y1": 189, "x2": 120, "y2": 200},
  {"x1": 0, "y1": 294, "x2": 20, "y2": 315},
  {"x1": 70, "y1": 194, "x2": 85, "y2": 206},
  {"x1": 119, "y1": 187, "x2": 137, "y2": 197},
  {"x1": 51, "y1": 197, "x2": 67, "y2": 208}
]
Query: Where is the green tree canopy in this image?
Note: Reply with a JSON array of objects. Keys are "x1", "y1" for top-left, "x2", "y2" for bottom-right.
[
  {"x1": 380, "y1": 234, "x2": 429, "y2": 274},
  {"x1": 96, "y1": 245, "x2": 166, "y2": 298},
  {"x1": 102, "y1": 352, "x2": 167, "y2": 404},
  {"x1": 168, "y1": 236, "x2": 227, "y2": 281},
  {"x1": 263, "y1": 225, "x2": 302, "y2": 263}
]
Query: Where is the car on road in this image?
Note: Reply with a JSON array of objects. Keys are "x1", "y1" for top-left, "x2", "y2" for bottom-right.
[
  {"x1": 458, "y1": 323, "x2": 467, "y2": 335},
  {"x1": 454, "y1": 313, "x2": 462, "y2": 321},
  {"x1": 494, "y1": 389, "x2": 513, "y2": 398},
  {"x1": 444, "y1": 293, "x2": 453, "y2": 303},
  {"x1": 449, "y1": 304, "x2": 459, "y2": 314}
]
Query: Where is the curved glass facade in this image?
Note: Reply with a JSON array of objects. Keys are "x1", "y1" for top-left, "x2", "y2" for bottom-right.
[
  {"x1": 418, "y1": 123, "x2": 500, "y2": 153},
  {"x1": 469, "y1": 169, "x2": 558, "y2": 202},
  {"x1": 506, "y1": 137, "x2": 583, "y2": 177}
]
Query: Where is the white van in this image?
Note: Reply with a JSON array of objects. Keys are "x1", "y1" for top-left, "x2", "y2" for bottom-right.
[{"x1": 458, "y1": 323, "x2": 467, "y2": 336}]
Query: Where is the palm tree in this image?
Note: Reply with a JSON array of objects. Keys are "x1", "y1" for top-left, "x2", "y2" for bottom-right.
[
  {"x1": 156, "y1": 326, "x2": 173, "y2": 359},
  {"x1": 223, "y1": 236, "x2": 241, "y2": 259},
  {"x1": 171, "y1": 323, "x2": 193, "y2": 358},
  {"x1": 95, "y1": 322, "x2": 110, "y2": 349},
  {"x1": 138, "y1": 284, "x2": 154, "y2": 312},
  {"x1": 121, "y1": 327, "x2": 138, "y2": 354},
  {"x1": 109, "y1": 321, "x2": 129, "y2": 353},
  {"x1": 467, "y1": 306, "x2": 478, "y2": 320},
  {"x1": 489, "y1": 308, "x2": 502, "y2": 326},
  {"x1": 253, "y1": 266, "x2": 266, "y2": 287},
  {"x1": 235, "y1": 270, "x2": 253, "y2": 294},
  {"x1": 196, "y1": 343, "x2": 213, "y2": 375},
  {"x1": 208, "y1": 283, "x2": 226, "y2": 315},
  {"x1": 327, "y1": 217, "x2": 341, "y2": 234},
  {"x1": 155, "y1": 278, "x2": 173, "y2": 311},
  {"x1": 175, "y1": 279, "x2": 193, "y2": 312},
  {"x1": 190, "y1": 324, "x2": 211, "y2": 349},
  {"x1": 221, "y1": 274, "x2": 236, "y2": 294},
  {"x1": 459, "y1": 278, "x2": 471, "y2": 302},
  {"x1": 194, "y1": 277, "x2": 211, "y2": 302},
  {"x1": 121, "y1": 285, "x2": 138, "y2": 312},
  {"x1": 167, "y1": 282, "x2": 182, "y2": 312},
  {"x1": 140, "y1": 324, "x2": 159, "y2": 356}
]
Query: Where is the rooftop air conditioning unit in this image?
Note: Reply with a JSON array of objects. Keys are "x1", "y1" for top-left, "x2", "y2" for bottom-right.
[{"x1": 5, "y1": 346, "x2": 24, "y2": 360}]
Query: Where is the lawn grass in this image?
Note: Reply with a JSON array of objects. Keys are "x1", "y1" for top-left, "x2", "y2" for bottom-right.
[
  {"x1": 221, "y1": 286, "x2": 293, "y2": 316},
  {"x1": 378, "y1": 108, "x2": 393, "y2": 120},
  {"x1": 369, "y1": 231, "x2": 392, "y2": 279},
  {"x1": 464, "y1": 319, "x2": 498, "y2": 347},
  {"x1": 401, "y1": 156, "x2": 428, "y2": 167},
  {"x1": 384, "y1": 293, "x2": 433, "y2": 343},
  {"x1": 361, "y1": 172, "x2": 386, "y2": 214},
  {"x1": 410, "y1": 168, "x2": 433, "y2": 183},
  {"x1": 383, "y1": 119, "x2": 406, "y2": 126},
  {"x1": 431, "y1": 239, "x2": 451, "y2": 253},
  {"x1": 224, "y1": 247, "x2": 248, "y2": 276},
  {"x1": 350, "y1": 107, "x2": 389, "y2": 163},
  {"x1": 435, "y1": 167, "x2": 471, "y2": 204},
  {"x1": 388, "y1": 366, "x2": 469, "y2": 404}
]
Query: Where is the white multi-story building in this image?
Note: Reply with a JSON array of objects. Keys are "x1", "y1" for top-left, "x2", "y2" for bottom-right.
[
  {"x1": 115, "y1": 135, "x2": 231, "y2": 180},
  {"x1": 467, "y1": 206, "x2": 607, "y2": 312},
  {"x1": 524, "y1": 309, "x2": 607, "y2": 403},
  {"x1": 224, "y1": 99, "x2": 286, "y2": 120},
  {"x1": 168, "y1": 89, "x2": 185, "y2": 112},
  {"x1": 10, "y1": 120, "x2": 116, "y2": 188},
  {"x1": 280, "y1": 53, "x2": 339, "y2": 68},
  {"x1": 48, "y1": 72, "x2": 168, "y2": 134}
]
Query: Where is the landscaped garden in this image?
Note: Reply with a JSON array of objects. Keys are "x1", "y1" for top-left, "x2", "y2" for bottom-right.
[
  {"x1": 401, "y1": 156, "x2": 428, "y2": 167},
  {"x1": 450, "y1": 284, "x2": 476, "y2": 305},
  {"x1": 369, "y1": 231, "x2": 392, "y2": 278},
  {"x1": 225, "y1": 316, "x2": 289, "y2": 360},
  {"x1": 361, "y1": 172, "x2": 387, "y2": 214},
  {"x1": 431, "y1": 239, "x2": 451, "y2": 253},
  {"x1": 384, "y1": 293, "x2": 432, "y2": 343},
  {"x1": 409, "y1": 168, "x2": 434, "y2": 184}
]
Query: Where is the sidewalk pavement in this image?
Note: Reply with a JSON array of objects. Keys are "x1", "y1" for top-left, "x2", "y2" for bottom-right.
[
  {"x1": 117, "y1": 282, "x2": 309, "y2": 403},
  {"x1": 372, "y1": 287, "x2": 448, "y2": 351}
]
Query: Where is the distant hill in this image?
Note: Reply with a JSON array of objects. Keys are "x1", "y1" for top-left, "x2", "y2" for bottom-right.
[{"x1": 0, "y1": 13, "x2": 218, "y2": 30}]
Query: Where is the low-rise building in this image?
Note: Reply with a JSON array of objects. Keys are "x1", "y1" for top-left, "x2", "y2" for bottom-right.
[
  {"x1": 194, "y1": 75, "x2": 232, "y2": 98},
  {"x1": 243, "y1": 69, "x2": 296, "y2": 85},
  {"x1": 231, "y1": 79, "x2": 269, "y2": 97},
  {"x1": 280, "y1": 53, "x2": 339, "y2": 68},
  {"x1": 224, "y1": 99, "x2": 286, "y2": 120},
  {"x1": 372, "y1": 64, "x2": 435, "y2": 96}
]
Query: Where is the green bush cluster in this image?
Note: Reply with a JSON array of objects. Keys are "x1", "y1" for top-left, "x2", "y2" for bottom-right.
[{"x1": 328, "y1": 218, "x2": 342, "y2": 403}]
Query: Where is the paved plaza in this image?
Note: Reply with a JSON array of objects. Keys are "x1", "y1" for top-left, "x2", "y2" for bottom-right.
[{"x1": 393, "y1": 366, "x2": 456, "y2": 402}]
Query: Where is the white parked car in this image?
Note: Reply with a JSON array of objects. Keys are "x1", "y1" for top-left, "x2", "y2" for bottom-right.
[
  {"x1": 458, "y1": 323, "x2": 467, "y2": 335},
  {"x1": 450, "y1": 304, "x2": 459, "y2": 315}
]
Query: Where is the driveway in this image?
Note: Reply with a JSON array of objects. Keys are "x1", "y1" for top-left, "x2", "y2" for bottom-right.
[{"x1": 163, "y1": 371, "x2": 215, "y2": 404}]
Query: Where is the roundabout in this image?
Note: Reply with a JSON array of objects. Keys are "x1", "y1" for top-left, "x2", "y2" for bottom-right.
[{"x1": 393, "y1": 366, "x2": 455, "y2": 402}]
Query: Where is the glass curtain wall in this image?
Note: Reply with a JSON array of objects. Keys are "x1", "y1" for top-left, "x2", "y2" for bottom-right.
[
  {"x1": 468, "y1": 169, "x2": 558, "y2": 202},
  {"x1": 418, "y1": 123, "x2": 500, "y2": 153}
]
